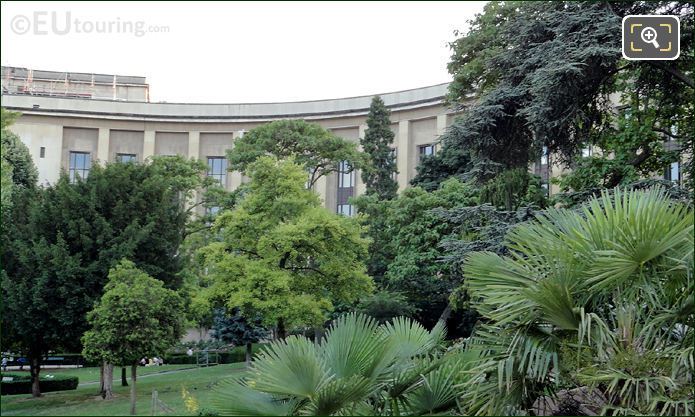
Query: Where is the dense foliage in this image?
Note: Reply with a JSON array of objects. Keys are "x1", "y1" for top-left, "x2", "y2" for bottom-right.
[
  {"x1": 354, "y1": 97, "x2": 399, "y2": 282},
  {"x1": 211, "y1": 313, "x2": 470, "y2": 416},
  {"x1": 227, "y1": 120, "x2": 365, "y2": 188},
  {"x1": 360, "y1": 96, "x2": 398, "y2": 200},
  {"x1": 0, "y1": 109, "x2": 37, "y2": 191},
  {"x1": 0, "y1": 108, "x2": 37, "y2": 221},
  {"x1": 82, "y1": 260, "x2": 185, "y2": 413},
  {"x1": 201, "y1": 157, "x2": 373, "y2": 337},
  {"x1": 82, "y1": 260, "x2": 186, "y2": 366},
  {"x1": 415, "y1": 1, "x2": 694, "y2": 192},
  {"x1": 461, "y1": 188, "x2": 693, "y2": 415},
  {"x1": 1, "y1": 156, "x2": 206, "y2": 396},
  {"x1": 211, "y1": 308, "x2": 268, "y2": 364},
  {"x1": 0, "y1": 373, "x2": 79, "y2": 396},
  {"x1": 356, "y1": 289, "x2": 417, "y2": 324},
  {"x1": 382, "y1": 179, "x2": 478, "y2": 329}
]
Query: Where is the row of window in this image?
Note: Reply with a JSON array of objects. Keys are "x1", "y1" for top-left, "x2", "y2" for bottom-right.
[
  {"x1": 67, "y1": 152, "x2": 228, "y2": 184},
  {"x1": 63, "y1": 147, "x2": 687, "y2": 210}
]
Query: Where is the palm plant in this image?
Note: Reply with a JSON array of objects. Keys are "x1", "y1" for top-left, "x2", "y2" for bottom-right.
[
  {"x1": 211, "y1": 313, "x2": 472, "y2": 415},
  {"x1": 461, "y1": 188, "x2": 693, "y2": 415}
]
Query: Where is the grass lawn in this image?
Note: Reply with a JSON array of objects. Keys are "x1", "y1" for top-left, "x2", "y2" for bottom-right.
[
  {"x1": 39, "y1": 364, "x2": 198, "y2": 384},
  {"x1": 0, "y1": 363, "x2": 246, "y2": 416}
]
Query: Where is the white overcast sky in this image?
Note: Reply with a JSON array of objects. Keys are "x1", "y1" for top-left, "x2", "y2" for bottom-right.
[{"x1": 1, "y1": 1, "x2": 487, "y2": 103}]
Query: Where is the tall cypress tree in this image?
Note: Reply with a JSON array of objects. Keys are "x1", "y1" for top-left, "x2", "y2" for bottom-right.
[
  {"x1": 360, "y1": 96, "x2": 398, "y2": 200},
  {"x1": 354, "y1": 97, "x2": 398, "y2": 285}
]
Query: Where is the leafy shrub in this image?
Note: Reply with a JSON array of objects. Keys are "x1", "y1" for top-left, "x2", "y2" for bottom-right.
[
  {"x1": 163, "y1": 343, "x2": 264, "y2": 365},
  {"x1": 463, "y1": 188, "x2": 693, "y2": 415},
  {"x1": 1, "y1": 373, "x2": 79, "y2": 395},
  {"x1": 211, "y1": 313, "x2": 472, "y2": 415},
  {"x1": 356, "y1": 289, "x2": 417, "y2": 323}
]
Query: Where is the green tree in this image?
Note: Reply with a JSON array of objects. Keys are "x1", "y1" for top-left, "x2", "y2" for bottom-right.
[
  {"x1": 211, "y1": 313, "x2": 471, "y2": 416},
  {"x1": 360, "y1": 96, "x2": 398, "y2": 200},
  {"x1": 479, "y1": 168, "x2": 547, "y2": 211},
  {"x1": 227, "y1": 120, "x2": 365, "y2": 188},
  {"x1": 351, "y1": 194, "x2": 393, "y2": 285},
  {"x1": 556, "y1": 63, "x2": 694, "y2": 193},
  {"x1": 1, "y1": 220, "x2": 82, "y2": 397},
  {"x1": 211, "y1": 308, "x2": 267, "y2": 365},
  {"x1": 461, "y1": 188, "x2": 693, "y2": 415},
  {"x1": 202, "y1": 156, "x2": 373, "y2": 338},
  {"x1": 414, "y1": 1, "x2": 694, "y2": 191},
  {"x1": 356, "y1": 289, "x2": 417, "y2": 324},
  {"x1": 82, "y1": 260, "x2": 185, "y2": 414},
  {"x1": 0, "y1": 155, "x2": 11, "y2": 217},
  {"x1": 1, "y1": 108, "x2": 37, "y2": 190},
  {"x1": 353, "y1": 97, "x2": 399, "y2": 283},
  {"x1": 383, "y1": 179, "x2": 478, "y2": 328},
  {"x1": 1, "y1": 108, "x2": 37, "y2": 220},
  {"x1": 1, "y1": 156, "x2": 207, "y2": 397}
]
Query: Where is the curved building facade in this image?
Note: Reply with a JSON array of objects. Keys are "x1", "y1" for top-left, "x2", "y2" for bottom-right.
[{"x1": 2, "y1": 68, "x2": 462, "y2": 213}]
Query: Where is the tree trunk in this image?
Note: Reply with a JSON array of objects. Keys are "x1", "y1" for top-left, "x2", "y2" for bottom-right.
[
  {"x1": 99, "y1": 363, "x2": 105, "y2": 396},
  {"x1": 245, "y1": 342, "x2": 253, "y2": 367},
  {"x1": 130, "y1": 363, "x2": 137, "y2": 415},
  {"x1": 29, "y1": 355, "x2": 41, "y2": 398},
  {"x1": 314, "y1": 326, "x2": 324, "y2": 346},
  {"x1": 438, "y1": 302, "x2": 452, "y2": 324},
  {"x1": 121, "y1": 366, "x2": 128, "y2": 386},
  {"x1": 103, "y1": 363, "x2": 114, "y2": 400},
  {"x1": 277, "y1": 317, "x2": 287, "y2": 339}
]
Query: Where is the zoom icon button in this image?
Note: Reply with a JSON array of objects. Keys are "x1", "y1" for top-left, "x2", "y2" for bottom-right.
[{"x1": 622, "y1": 15, "x2": 680, "y2": 60}]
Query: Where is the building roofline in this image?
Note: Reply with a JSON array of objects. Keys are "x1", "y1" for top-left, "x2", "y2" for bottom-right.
[{"x1": 1, "y1": 82, "x2": 451, "y2": 121}]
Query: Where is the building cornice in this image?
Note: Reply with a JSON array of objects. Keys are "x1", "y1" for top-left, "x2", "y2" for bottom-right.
[{"x1": 1, "y1": 83, "x2": 450, "y2": 122}]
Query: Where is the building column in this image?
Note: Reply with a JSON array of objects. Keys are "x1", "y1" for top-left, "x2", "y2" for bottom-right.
[
  {"x1": 185, "y1": 131, "x2": 202, "y2": 213},
  {"x1": 143, "y1": 130, "x2": 155, "y2": 160},
  {"x1": 229, "y1": 131, "x2": 244, "y2": 190},
  {"x1": 188, "y1": 131, "x2": 200, "y2": 160},
  {"x1": 355, "y1": 124, "x2": 367, "y2": 196},
  {"x1": 435, "y1": 114, "x2": 447, "y2": 152},
  {"x1": 97, "y1": 127, "x2": 110, "y2": 163},
  {"x1": 396, "y1": 120, "x2": 410, "y2": 192},
  {"x1": 314, "y1": 175, "x2": 330, "y2": 209}
]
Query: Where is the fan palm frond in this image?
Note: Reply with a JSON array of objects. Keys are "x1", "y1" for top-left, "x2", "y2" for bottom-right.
[
  {"x1": 320, "y1": 313, "x2": 389, "y2": 380},
  {"x1": 211, "y1": 377, "x2": 297, "y2": 416},
  {"x1": 250, "y1": 335, "x2": 331, "y2": 398}
]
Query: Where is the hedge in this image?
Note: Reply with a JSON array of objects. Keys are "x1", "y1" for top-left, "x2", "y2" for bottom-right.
[
  {"x1": 1, "y1": 373, "x2": 79, "y2": 395},
  {"x1": 3, "y1": 354, "x2": 93, "y2": 368},
  {"x1": 164, "y1": 343, "x2": 265, "y2": 365}
]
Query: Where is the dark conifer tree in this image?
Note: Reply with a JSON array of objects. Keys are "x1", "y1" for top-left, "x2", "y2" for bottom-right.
[{"x1": 360, "y1": 96, "x2": 398, "y2": 200}]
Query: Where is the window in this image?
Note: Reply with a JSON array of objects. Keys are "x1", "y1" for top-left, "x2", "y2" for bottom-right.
[
  {"x1": 391, "y1": 148, "x2": 398, "y2": 181},
  {"x1": 540, "y1": 146, "x2": 549, "y2": 165},
  {"x1": 40, "y1": 147, "x2": 46, "y2": 158},
  {"x1": 69, "y1": 151, "x2": 91, "y2": 183},
  {"x1": 207, "y1": 157, "x2": 227, "y2": 186},
  {"x1": 338, "y1": 160, "x2": 354, "y2": 188},
  {"x1": 206, "y1": 206, "x2": 221, "y2": 216},
  {"x1": 116, "y1": 153, "x2": 137, "y2": 163},
  {"x1": 337, "y1": 160, "x2": 355, "y2": 216},
  {"x1": 337, "y1": 204, "x2": 354, "y2": 216},
  {"x1": 665, "y1": 161, "x2": 680, "y2": 184},
  {"x1": 419, "y1": 144, "x2": 435, "y2": 160}
]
